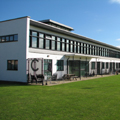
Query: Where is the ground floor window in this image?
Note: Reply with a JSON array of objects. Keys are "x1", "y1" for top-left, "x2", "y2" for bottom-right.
[
  {"x1": 7, "y1": 60, "x2": 18, "y2": 70},
  {"x1": 106, "y1": 62, "x2": 108, "y2": 69},
  {"x1": 91, "y1": 62, "x2": 95, "y2": 69},
  {"x1": 57, "y1": 60, "x2": 64, "y2": 71},
  {"x1": 102, "y1": 62, "x2": 104, "y2": 69},
  {"x1": 44, "y1": 59, "x2": 52, "y2": 77}
]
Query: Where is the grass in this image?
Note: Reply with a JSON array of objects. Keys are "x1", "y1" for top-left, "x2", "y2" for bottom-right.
[{"x1": 0, "y1": 75, "x2": 120, "y2": 120}]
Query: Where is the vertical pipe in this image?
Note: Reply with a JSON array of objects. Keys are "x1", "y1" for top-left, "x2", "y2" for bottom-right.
[
  {"x1": 80, "y1": 57, "x2": 81, "y2": 80},
  {"x1": 96, "y1": 58, "x2": 97, "y2": 76},
  {"x1": 86, "y1": 57, "x2": 87, "y2": 78}
]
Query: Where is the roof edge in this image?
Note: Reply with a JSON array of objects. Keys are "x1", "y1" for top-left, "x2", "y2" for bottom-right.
[
  {"x1": 0, "y1": 16, "x2": 30, "y2": 23},
  {"x1": 40, "y1": 19, "x2": 74, "y2": 30}
]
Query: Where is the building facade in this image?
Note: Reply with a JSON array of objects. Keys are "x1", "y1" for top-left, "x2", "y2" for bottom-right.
[{"x1": 0, "y1": 16, "x2": 120, "y2": 83}]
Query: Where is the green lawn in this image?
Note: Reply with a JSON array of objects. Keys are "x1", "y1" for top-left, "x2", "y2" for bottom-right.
[{"x1": 0, "y1": 75, "x2": 120, "y2": 120}]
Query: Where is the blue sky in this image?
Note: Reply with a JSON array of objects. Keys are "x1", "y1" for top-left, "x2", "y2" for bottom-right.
[{"x1": 1, "y1": 0, "x2": 120, "y2": 47}]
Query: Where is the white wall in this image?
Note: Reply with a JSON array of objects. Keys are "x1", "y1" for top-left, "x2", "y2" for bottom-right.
[
  {"x1": 0, "y1": 17, "x2": 30, "y2": 82},
  {"x1": 28, "y1": 51, "x2": 67, "y2": 79}
]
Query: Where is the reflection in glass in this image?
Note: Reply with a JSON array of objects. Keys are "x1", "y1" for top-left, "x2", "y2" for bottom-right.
[
  {"x1": 14, "y1": 35, "x2": 18, "y2": 41},
  {"x1": 81, "y1": 43, "x2": 83, "y2": 54},
  {"x1": 39, "y1": 33, "x2": 44, "y2": 38},
  {"x1": 66, "y1": 40, "x2": 69, "y2": 52},
  {"x1": 78, "y1": 43, "x2": 80, "y2": 53},
  {"x1": 57, "y1": 37, "x2": 60, "y2": 51},
  {"x1": 32, "y1": 37, "x2": 37, "y2": 47},
  {"x1": 70, "y1": 41, "x2": 73, "y2": 52},
  {"x1": 6, "y1": 36, "x2": 9, "y2": 41},
  {"x1": 10, "y1": 36, "x2": 13, "y2": 41},
  {"x1": 62, "y1": 39, "x2": 65, "y2": 51},
  {"x1": 46, "y1": 40, "x2": 50, "y2": 49},
  {"x1": 32, "y1": 31, "x2": 37, "y2": 36},
  {"x1": 2, "y1": 37, "x2": 5, "y2": 42},
  {"x1": 39, "y1": 38, "x2": 44, "y2": 48}
]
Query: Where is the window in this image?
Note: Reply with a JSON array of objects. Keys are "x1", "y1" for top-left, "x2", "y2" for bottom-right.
[
  {"x1": 106, "y1": 62, "x2": 108, "y2": 69},
  {"x1": 7, "y1": 60, "x2": 18, "y2": 70},
  {"x1": 32, "y1": 37, "x2": 37, "y2": 47},
  {"x1": 2, "y1": 37, "x2": 5, "y2": 42},
  {"x1": 66, "y1": 40, "x2": 69, "y2": 52},
  {"x1": 51, "y1": 36, "x2": 55, "y2": 50},
  {"x1": 62, "y1": 38, "x2": 65, "y2": 51},
  {"x1": 102, "y1": 62, "x2": 104, "y2": 69},
  {"x1": 0, "y1": 34, "x2": 18, "y2": 43},
  {"x1": 70, "y1": 41, "x2": 73, "y2": 52},
  {"x1": 10, "y1": 36, "x2": 14, "y2": 41},
  {"x1": 57, "y1": 60, "x2": 64, "y2": 71},
  {"x1": 81, "y1": 43, "x2": 83, "y2": 54},
  {"x1": 74, "y1": 41, "x2": 76, "y2": 53},
  {"x1": 45, "y1": 35, "x2": 51, "y2": 49},
  {"x1": 14, "y1": 35, "x2": 18, "y2": 41},
  {"x1": 91, "y1": 62, "x2": 95, "y2": 69},
  {"x1": 57, "y1": 37, "x2": 61, "y2": 51},
  {"x1": 77, "y1": 42, "x2": 80, "y2": 53},
  {"x1": 39, "y1": 33, "x2": 44, "y2": 49}
]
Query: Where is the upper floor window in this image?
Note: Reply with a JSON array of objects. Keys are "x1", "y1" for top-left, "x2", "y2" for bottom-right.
[
  {"x1": 91, "y1": 62, "x2": 95, "y2": 69},
  {"x1": 0, "y1": 34, "x2": 18, "y2": 43},
  {"x1": 29, "y1": 30, "x2": 120, "y2": 59}
]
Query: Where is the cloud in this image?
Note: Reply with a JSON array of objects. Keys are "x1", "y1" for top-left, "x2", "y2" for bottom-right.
[
  {"x1": 110, "y1": 0, "x2": 120, "y2": 4},
  {"x1": 116, "y1": 38, "x2": 120, "y2": 41}
]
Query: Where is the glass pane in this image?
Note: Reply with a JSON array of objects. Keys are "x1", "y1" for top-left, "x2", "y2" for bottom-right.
[
  {"x1": 32, "y1": 37, "x2": 37, "y2": 47},
  {"x1": 52, "y1": 41, "x2": 55, "y2": 50},
  {"x1": 39, "y1": 38, "x2": 44, "y2": 48},
  {"x1": 10, "y1": 36, "x2": 14, "y2": 41},
  {"x1": 14, "y1": 35, "x2": 18, "y2": 41},
  {"x1": 62, "y1": 39, "x2": 65, "y2": 51},
  {"x1": 0, "y1": 37, "x2": 1, "y2": 42},
  {"x1": 66, "y1": 40, "x2": 69, "y2": 52},
  {"x1": 81, "y1": 43, "x2": 83, "y2": 54},
  {"x1": 11, "y1": 60, "x2": 14, "y2": 70},
  {"x1": 32, "y1": 31, "x2": 37, "y2": 36},
  {"x1": 70, "y1": 41, "x2": 73, "y2": 52},
  {"x1": 78, "y1": 43, "x2": 80, "y2": 53},
  {"x1": 2, "y1": 37, "x2": 5, "y2": 42},
  {"x1": 39, "y1": 33, "x2": 44, "y2": 38},
  {"x1": 6, "y1": 36, "x2": 9, "y2": 41},
  {"x1": 46, "y1": 35, "x2": 51, "y2": 39},
  {"x1": 57, "y1": 42, "x2": 60, "y2": 51},
  {"x1": 14, "y1": 60, "x2": 18, "y2": 70},
  {"x1": 7, "y1": 60, "x2": 11, "y2": 70},
  {"x1": 46, "y1": 40, "x2": 50, "y2": 49},
  {"x1": 52, "y1": 36, "x2": 55, "y2": 40}
]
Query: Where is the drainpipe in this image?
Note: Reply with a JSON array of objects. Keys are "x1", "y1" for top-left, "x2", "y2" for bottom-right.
[
  {"x1": 80, "y1": 57, "x2": 81, "y2": 80},
  {"x1": 67, "y1": 57, "x2": 70, "y2": 74}
]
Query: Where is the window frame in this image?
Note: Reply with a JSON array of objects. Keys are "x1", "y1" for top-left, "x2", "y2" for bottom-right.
[
  {"x1": 57, "y1": 60, "x2": 64, "y2": 71},
  {"x1": 7, "y1": 60, "x2": 18, "y2": 71}
]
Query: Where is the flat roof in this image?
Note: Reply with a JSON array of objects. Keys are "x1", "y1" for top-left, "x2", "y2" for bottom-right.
[
  {"x1": 30, "y1": 19, "x2": 120, "y2": 51},
  {"x1": 40, "y1": 19, "x2": 74, "y2": 31}
]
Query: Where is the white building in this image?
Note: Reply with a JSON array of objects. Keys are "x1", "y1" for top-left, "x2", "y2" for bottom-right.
[{"x1": 0, "y1": 16, "x2": 120, "y2": 83}]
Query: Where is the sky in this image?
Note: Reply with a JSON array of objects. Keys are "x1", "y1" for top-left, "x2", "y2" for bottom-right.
[{"x1": 1, "y1": 0, "x2": 120, "y2": 48}]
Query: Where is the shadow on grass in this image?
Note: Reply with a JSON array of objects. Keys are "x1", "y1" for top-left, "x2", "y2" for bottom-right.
[{"x1": 0, "y1": 81, "x2": 29, "y2": 87}]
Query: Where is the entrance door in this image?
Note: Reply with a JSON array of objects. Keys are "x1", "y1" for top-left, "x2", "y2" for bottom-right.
[
  {"x1": 97, "y1": 62, "x2": 100, "y2": 75},
  {"x1": 44, "y1": 59, "x2": 52, "y2": 77},
  {"x1": 69, "y1": 60, "x2": 79, "y2": 76},
  {"x1": 69, "y1": 60, "x2": 89, "y2": 77}
]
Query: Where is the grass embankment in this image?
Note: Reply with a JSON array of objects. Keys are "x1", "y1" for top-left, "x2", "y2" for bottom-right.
[{"x1": 0, "y1": 75, "x2": 120, "y2": 120}]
